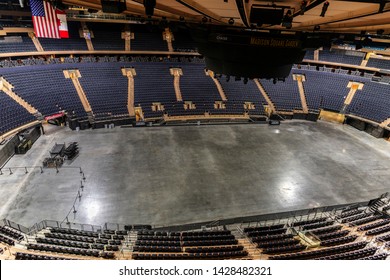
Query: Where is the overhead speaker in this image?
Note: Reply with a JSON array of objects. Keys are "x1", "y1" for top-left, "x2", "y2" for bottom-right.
[
  {"x1": 250, "y1": 6, "x2": 284, "y2": 25},
  {"x1": 144, "y1": 0, "x2": 156, "y2": 16},
  {"x1": 101, "y1": 0, "x2": 126, "y2": 14}
]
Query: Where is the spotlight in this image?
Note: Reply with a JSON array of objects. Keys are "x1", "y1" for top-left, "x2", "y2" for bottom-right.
[
  {"x1": 314, "y1": 25, "x2": 320, "y2": 31},
  {"x1": 282, "y1": 10, "x2": 293, "y2": 29},
  {"x1": 202, "y1": 16, "x2": 208, "y2": 23},
  {"x1": 300, "y1": 0, "x2": 307, "y2": 15},
  {"x1": 320, "y1": 1, "x2": 330, "y2": 17},
  {"x1": 228, "y1": 18, "x2": 234, "y2": 25},
  {"x1": 179, "y1": 16, "x2": 185, "y2": 21},
  {"x1": 143, "y1": 0, "x2": 156, "y2": 16}
]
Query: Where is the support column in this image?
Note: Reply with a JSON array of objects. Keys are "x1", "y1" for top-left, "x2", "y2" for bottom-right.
[
  {"x1": 361, "y1": 52, "x2": 373, "y2": 67},
  {"x1": 293, "y1": 74, "x2": 308, "y2": 114},
  {"x1": 0, "y1": 77, "x2": 39, "y2": 116},
  {"x1": 254, "y1": 79, "x2": 275, "y2": 113},
  {"x1": 314, "y1": 49, "x2": 320, "y2": 61},
  {"x1": 170, "y1": 68, "x2": 183, "y2": 101},
  {"x1": 380, "y1": 118, "x2": 390, "y2": 128},
  {"x1": 80, "y1": 22, "x2": 94, "y2": 51},
  {"x1": 121, "y1": 31, "x2": 134, "y2": 51},
  {"x1": 63, "y1": 70, "x2": 93, "y2": 121},
  {"x1": 28, "y1": 32, "x2": 44, "y2": 52},
  {"x1": 341, "y1": 81, "x2": 364, "y2": 113},
  {"x1": 163, "y1": 28, "x2": 174, "y2": 52},
  {"x1": 121, "y1": 68, "x2": 137, "y2": 116},
  {"x1": 206, "y1": 70, "x2": 227, "y2": 101}
]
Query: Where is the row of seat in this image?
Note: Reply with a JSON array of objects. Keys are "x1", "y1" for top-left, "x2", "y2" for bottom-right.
[
  {"x1": 251, "y1": 233, "x2": 294, "y2": 242},
  {"x1": 137, "y1": 235, "x2": 180, "y2": 241},
  {"x1": 350, "y1": 215, "x2": 380, "y2": 226},
  {"x1": 317, "y1": 247, "x2": 377, "y2": 260},
  {"x1": 0, "y1": 226, "x2": 24, "y2": 240},
  {"x1": 243, "y1": 224, "x2": 285, "y2": 232},
  {"x1": 44, "y1": 232, "x2": 122, "y2": 245},
  {"x1": 36, "y1": 237, "x2": 90, "y2": 249},
  {"x1": 182, "y1": 239, "x2": 238, "y2": 247},
  {"x1": 133, "y1": 246, "x2": 182, "y2": 252},
  {"x1": 360, "y1": 253, "x2": 388, "y2": 260},
  {"x1": 366, "y1": 225, "x2": 390, "y2": 236},
  {"x1": 269, "y1": 241, "x2": 368, "y2": 260},
  {"x1": 103, "y1": 229, "x2": 128, "y2": 235},
  {"x1": 135, "y1": 240, "x2": 181, "y2": 246},
  {"x1": 27, "y1": 243, "x2": 101, "y2": 257},
  {"x1": 0, "y1": 234, "x2": 15, "y2": 245},
  {"x1": 50, "y1": 227, "x2": 100, "y2": 238},
  {"x1": 320, "y1": 235, "x2": 358, "y2": 247},
  {"x1": 342, "y1": 212, "x2": 373, "y2": 224},
  {"x1": 185, "y1": 245, "x2": 244, "y2": 253},
  {"x1": 336, "y1": 209, "x2": 362, "y2": 219},
  {"x1": 182, "y1": 234, "x2": 235, "y2": 241},
  {"x1": 132, "y1": 251, "x2": 248, "y2": 260},
  {"x1": 262, "y1": 244, "x2": 306, "y2": 255},
  {"x1": 246, "y1": 228, "x2": 287, "y2": 237},
  {"x1": 256, "y1": 238, "x2": 300, "y2": 249},
  {"x1": 357, "y1": 219, "x2": 389, "y2": 232},
  {"x1": 376, "y1": 233, "x2": 390, "y2": 242},
  {"x1": 316, "y1": 229, "x2": 350, "y2": 241},
  {"x1": 310, "y1": 225, "x2": 342, "y2": 235},
  {"x1": 291, "y1": 217, "x2": 327, "y2": 227},
  {"x1": 137, "y1": 230, "x2": 231, "y2": 237},
  {"x1": 302, "y1": 221, "x2": 334, "y2": 231},
  {"x1": 15, "y1": 252, "x2": 72, "y2": 260}
]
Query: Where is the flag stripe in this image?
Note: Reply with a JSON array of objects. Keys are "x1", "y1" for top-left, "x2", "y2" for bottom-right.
[{"x1": 30, "y1": 0, "x2": 60, "y2": 38}]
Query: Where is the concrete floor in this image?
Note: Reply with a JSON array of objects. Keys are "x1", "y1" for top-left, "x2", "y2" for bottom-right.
[{"x1": 0, "y1": 120, "x2": 389, "y2": 228}]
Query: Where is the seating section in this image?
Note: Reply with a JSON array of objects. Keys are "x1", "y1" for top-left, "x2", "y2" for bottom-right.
[
  {"x1": 131, "y1": 25, "x2": 167, "y2": 51},
  {"x1": 303, "y1": 50, "x2": 314, "y2": 60},
  {"x1": 216, "y1": 77, "x2": 267, "y2": 115},
  {"x1": 347, "y1": 81, "x2": 390, "y2": 123},
  {"x1": 15, "y1": 252, "x2": 72, "y2": 260},
  {"x1": 132, "y1": 229, "x2": 248, "y2": 260},
  {"x1": 1, "y1": 64, "x2": 87, "y2": 118},
  {"x1": 319, "y1": 49, "x2": 364, "y2": 65},
  {"x1": 0, "y1": 92, "x2": 36, "y2": 134},
  {"x1": 0, "y1": 34, "x2": 36, "y2": 53},
  {"x1": 269, "y1": 241, "x2": 368, "y2": 260},
  {"x1": 297, "y1": 70, "x2": 352, "y2": 112},
  {"x1": 178, "y1": 65, "x2": 222, "y2": 115},
  {"x1": 133, "y1": 62, "x2": 175, "y2": 118},
  {"x1": 0, "y1": 226, "x2": 24, "y2": 241},
  {"x1": 3, "y1": 196, "x2": 390, "y2": 260},
  {"x1": 260, "y1": 74, "x2": 302, "y2": 111},
  {"x1": 24, "y1": 227, "x2": 127, "y2": 259},
  {"x1": 89, "y1": 23, "x2": 124, "y2": 51},
  {"x1": 78, "y1": 63, "x2": 129, "y2": 120},
  {"x1": 40, "y1": 22, "x2": 88, "y2": 51},
  {"x1": 1, "y1": 58, "x2": 390, "y2": 135},
  {"x1": 242, "y1": 212, "x2": 384, "y2": 260},
  {"x1": 366, "y1": 58, "x2": 390, "y2": 70}
]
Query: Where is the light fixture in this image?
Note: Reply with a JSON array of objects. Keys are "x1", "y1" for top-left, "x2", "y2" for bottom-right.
[{"x1": 320, "y1": 1, "x2": 330, "y2": 17}]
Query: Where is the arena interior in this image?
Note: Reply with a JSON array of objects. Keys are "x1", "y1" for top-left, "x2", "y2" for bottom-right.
[{"x1": 0, "y1": 0, "x2": 390, "y2": 261}]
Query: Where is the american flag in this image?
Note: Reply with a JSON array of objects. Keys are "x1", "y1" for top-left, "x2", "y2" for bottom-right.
[{"x1": 30, "y1": 0, "x2": 60, "y2": 38}]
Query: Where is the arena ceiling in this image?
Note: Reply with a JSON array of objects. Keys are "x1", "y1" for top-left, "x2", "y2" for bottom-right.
[{"x1": 60, "y1": 0, "x2": 390, "y2": 34}]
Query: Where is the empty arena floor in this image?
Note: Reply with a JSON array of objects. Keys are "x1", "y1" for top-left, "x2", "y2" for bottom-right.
[{"x1": 0, "y1": 120, "x2": 389, "y2": 228}]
